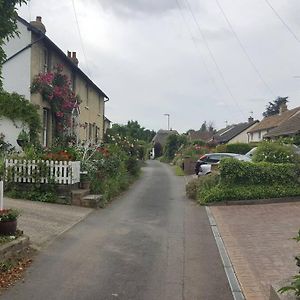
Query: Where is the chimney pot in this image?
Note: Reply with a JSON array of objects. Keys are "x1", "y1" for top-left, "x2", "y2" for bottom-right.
[
  {"x1": 72, "y1": 52, "x2": 76, "y2": 58},
  {"x1": 36, "y1": 16, "x2": 42, "y2": 22},
  {"x1": 248, "y1": 116, "x2": 254, "y2": 123},
  {"x1": 67, "y1": 51, "x2": 71, "y2": 58},
  {"x1": 279, "y1": 102, "x2": 288, "y2": 115}
]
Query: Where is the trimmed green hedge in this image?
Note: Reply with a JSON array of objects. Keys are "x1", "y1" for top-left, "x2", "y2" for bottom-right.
[
  {"x1": 187, "y1": 158, "x2": 300, "y2": 204},
  {"x1": 220, "y1": 158, "x2": 299, "y2": 185},
  {"x1": 226, "y1": 143, "x2": 252, "y2": 154},
  {"x1": 215, "y1": 143, "x2": 252, "y2": 154},
  {"x1": 198, "y1": 184, "x2": 300, "y2": 204}
]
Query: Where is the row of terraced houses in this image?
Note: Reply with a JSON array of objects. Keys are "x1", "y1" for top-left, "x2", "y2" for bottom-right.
[{"x1": 1, "y1": 16, "x2": 111, "y2": 149}]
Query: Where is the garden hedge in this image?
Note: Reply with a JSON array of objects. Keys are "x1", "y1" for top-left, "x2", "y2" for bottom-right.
[{"x1": 219, "y1": 158, "x2": 299, "y2": 185}]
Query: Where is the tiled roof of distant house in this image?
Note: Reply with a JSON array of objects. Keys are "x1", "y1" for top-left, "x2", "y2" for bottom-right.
[
  {"x1": 248, "y1": 107, "x2": 300, "y2": 133},
  {"x1": 213, "y1": 120, "x2": 258, "y2": 144},
  {"x1": 187, "y1": 130, "x2": 214, "y2": 142},
  {"x1": 152, "y1": 129, "x2": 178, "y2": 147},
  {"x1": 264, "y1": 110, "x2": 300, "y2": 138}
]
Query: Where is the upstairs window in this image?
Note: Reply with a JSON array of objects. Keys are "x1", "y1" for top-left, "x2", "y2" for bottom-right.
[{"x1": 42, "y1": 49, "x2": 50, "y2": 73}]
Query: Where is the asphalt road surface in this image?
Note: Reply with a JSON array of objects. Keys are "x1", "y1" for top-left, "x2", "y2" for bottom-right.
[{"x1": 1, "y1": 161, "x2": 233, "y2": 300}]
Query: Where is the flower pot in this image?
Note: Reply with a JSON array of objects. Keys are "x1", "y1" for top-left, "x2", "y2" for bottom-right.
[
  {"x1": 0, "y1": 220, "x2": 17, "y2": 235},
  {"x1": 17, "y1": 139, "x2": 25, "y2": 148}
]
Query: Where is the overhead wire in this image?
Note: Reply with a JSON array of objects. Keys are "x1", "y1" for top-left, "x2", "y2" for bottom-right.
[
  {"x1": 264, "y1": 0, "x2": 300, "y2": 44},
  {"x1": 182, "y1": 0, "x2": 246, "y2": 118},
  {"x1": 71, "y1": 0, "x2": 91, "y2": 76},
  {"x1": 215, "y1": 0, "x2": 275, "y2": 98},
  {"x1": 174, "y1": 0, "x2": 234, "y2": 118}
]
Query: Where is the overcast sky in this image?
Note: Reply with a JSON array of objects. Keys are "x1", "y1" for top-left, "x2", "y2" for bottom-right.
[{"x1": 18, "y1": 0, "x2": 300, "y2": 133}]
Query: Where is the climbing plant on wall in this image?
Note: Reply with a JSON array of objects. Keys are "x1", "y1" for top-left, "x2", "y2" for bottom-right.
[
  {"x1": 0, "y1": 91, "x2": 41, "y2": 142},
  {"x1": 31, "y1": 65, "x2": 81, "y2": 144}
]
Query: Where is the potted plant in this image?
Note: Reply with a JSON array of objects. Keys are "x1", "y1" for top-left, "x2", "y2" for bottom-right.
[
  {"x1": 0, "y1": 209, "x2": 20, "y2": 235},
  {"x1": 17, "y1": 129, "x2": 29, "y2": 148}
]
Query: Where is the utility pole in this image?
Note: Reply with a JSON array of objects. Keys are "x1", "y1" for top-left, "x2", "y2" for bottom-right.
[{"x1": 164, "y1": 114, "x2": 170, "y2": 130}]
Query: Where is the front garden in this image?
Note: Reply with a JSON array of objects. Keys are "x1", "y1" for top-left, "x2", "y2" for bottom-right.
[{"x1": 186, "y1": 141, "x2": 300, "y2": 204}]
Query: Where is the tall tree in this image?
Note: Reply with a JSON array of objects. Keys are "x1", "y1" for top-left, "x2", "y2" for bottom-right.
[
  {"x1": 263, "y1": 96, "x2": 288, "y2": 117},
  {"x1": 106, "y1": 120, "x2": 156, "y2": 143},
  {"x1": 0, "y1": 0, "x2": 27, "y2": 88}
]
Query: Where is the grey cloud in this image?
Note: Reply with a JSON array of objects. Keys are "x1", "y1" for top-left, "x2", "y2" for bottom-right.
[{"x1": 97, "y1": 0, "x2": 178, "y2": 17}]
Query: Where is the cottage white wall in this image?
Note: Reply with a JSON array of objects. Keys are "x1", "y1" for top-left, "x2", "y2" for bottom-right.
[
  {"x1": 248, "y1": 130, "x2": 268, "y2": 142},
  {"x1": 0, "y1": 117, "x2": 28, "y2": 151},
  {"x1": 228, "y1": 131, "x2": 249, "y2": 144},
  {"x1": 2, "y1": 20, "x2": 31, "y2": 100},
  {"x1": 228, "y1": 123, "x2": 260, "y2": 144}
]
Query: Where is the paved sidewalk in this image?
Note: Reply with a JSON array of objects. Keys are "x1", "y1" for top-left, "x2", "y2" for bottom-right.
[
  {"x1": 210, "y1": 202, "x2": 300, "y2": 300},
  {"x1": 4, "y1": 197, "x2": 93, "y2": 249}
]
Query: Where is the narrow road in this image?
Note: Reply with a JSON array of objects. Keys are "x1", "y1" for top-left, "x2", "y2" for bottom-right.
[{"x1": 1, "y1": 161, "x2": 233, "y2": 300}]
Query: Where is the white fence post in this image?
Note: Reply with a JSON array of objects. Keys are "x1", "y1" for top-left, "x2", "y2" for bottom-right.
[{"x1": 4, "y1": 159, "x2": 80, "y2": 185}]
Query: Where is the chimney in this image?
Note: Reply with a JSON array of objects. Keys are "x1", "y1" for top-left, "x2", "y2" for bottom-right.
[
  {"x1": 279, "y1": 102, "x2": 288, "y2": 115},
  {"x1": 248, "y1": 116, "x2": 254, "y2": 123},
  {"x1": 67, "y1": 51, "x2": 72, "y2": 58},
  {"x1": 30, "y1": 16, "x2": 46, "y2": 34},
  {"x1": 71, "y1": 52, "x2": 79, "y2": 66}
]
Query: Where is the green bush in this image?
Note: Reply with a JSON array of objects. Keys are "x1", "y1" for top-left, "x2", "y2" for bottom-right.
[
  {"x1": 253, "y1": 141, "x2": 298, "y2": 163},
  {"x1": 186, "y1": 173, "x2": 220, "y2": 200},
  {"x1": 219, "y1": 158, "x2": 299, "y2": 185},
  {"x1": 226, "y1": 143, "x2": 252, "y2": 154},
  {"x1": 215, "y1": 144, "x2": 227, "y2": 153},
  {"x1": 199, "y1": 184, "x2": 300, "y2": 204},
  {"x1": 186, "y1": 178, "x2": 201, "y2": 200}
]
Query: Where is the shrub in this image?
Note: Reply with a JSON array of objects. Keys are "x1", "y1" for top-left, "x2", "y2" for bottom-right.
[
  {"x1": 186, "y1": 178, "x2": 201, "y2": 200},
  {"x1": 186, "y1": 173, "x2": 220, "y2": 200},
  {"x1": 253, "y1": 141, "x2": 298, "y2": 163},
  {"x1": 199, "y1": 184, "x2": 300, "y2": 204},
  {"x1": 0, "y1": 209, "x2": 20, "y2": 222},
  {"x1": 226, "y1": 143, "x2": 252, "y2": 154},
  {"x1": 215, "y1": 144, "x2": 227, "y2": 153},
  {"x1": 219, "y1": 158, "x2": 299, "y2": 185},
  {"x1": 278, "y1": 230, "x2": 300, "y2": 297}
]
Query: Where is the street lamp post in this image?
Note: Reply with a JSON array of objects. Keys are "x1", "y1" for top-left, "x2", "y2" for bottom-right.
[{"x1": 164, "y1": 113, "x2": 170, "y2": 131}]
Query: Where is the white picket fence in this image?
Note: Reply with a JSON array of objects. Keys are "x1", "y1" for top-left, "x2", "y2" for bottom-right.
[{"x1": 5, "y1": 159, "x2": 81, "y2": 185}]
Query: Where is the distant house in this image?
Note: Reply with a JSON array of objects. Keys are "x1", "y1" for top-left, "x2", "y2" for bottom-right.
[
  {"x1": 2, "y1": 16, "x2": 109, "y2": 147},
  {"x1": 264, "y1": 110, "x2": 300, "y2": 139},
  {"x1": 151, "y1": 129, "x2": 178, "y2": 157},
  {"x1": 248, "y1": 103, "x2": 300, "y2": 142},
  {"x1": 186, "y1": 130, "x2": 214, "y2": 143},
  {"x1": 211, "y1": 117, "x2": 259, "y2": 144},
  {"x1": 104, "y1": 117, "x2": 112, "y2": 134}
]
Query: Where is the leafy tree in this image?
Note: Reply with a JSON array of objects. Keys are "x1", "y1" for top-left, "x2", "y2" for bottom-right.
[
  {"x1": 0, "y1": 0, "x2": 28, "y2": 88},
  {"x1": 199, "y1": 121, "x2": 216, "y2": 133},
  {"x1": 106, "y1": 120, "x2": 156, "y2": 143},
  {"x1": 263, "y1": 96, "x2": 288, "y2": 117},
  {"x1": 199, "y1": 121, "x2": 207, "y2": 132},
  {"x1": 164, "y1": 134, "x2": 187, "y2": 161}
]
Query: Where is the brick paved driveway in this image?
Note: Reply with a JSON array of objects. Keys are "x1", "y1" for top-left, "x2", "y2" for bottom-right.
[{"x1": 210, "y1": 202, "x2": 300, "y2": 300}]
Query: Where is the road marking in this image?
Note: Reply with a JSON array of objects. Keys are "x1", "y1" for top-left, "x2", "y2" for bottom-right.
[{"x1": 205, "y1": 206, "x2": 245, "y2": 300}]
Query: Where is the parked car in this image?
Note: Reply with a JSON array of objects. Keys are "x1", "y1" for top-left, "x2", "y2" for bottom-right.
[
  {"x1": 245, "y1": 147, "x2": 257, "y2": 160},
  {"x1": 195, "y1": 153, "x2": 250, "y2": 176}
]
